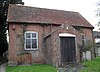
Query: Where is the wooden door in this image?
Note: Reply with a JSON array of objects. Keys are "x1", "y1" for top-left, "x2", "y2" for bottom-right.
[{"x1": 60, "y1": 37, "x2": 76, "y2": 63}]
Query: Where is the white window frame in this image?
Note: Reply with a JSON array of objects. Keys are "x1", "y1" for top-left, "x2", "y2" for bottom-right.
[{"x1": 24, "y1": 31, "x2": 38, "y2": 50}]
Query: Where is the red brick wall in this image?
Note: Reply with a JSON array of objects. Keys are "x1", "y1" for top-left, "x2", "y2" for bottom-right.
[
  {"x1": 82, "y1": 28, "x2": 94, "y2": 59},
  {"x1": 8, "y1": 23, "x2": 45, "y2": 65},
  {"x1": 45, "y1": 25, "x2": 94, "y2": 66},
  {"x1": 82, "y1": 28, "x2": 93, "y2": 42},
  {"x1": 50, "y1": 25, "x2": 82, "y2": 65},
  {"x1": 45, "y1": 36, "x2": 53, "y2": 64},
  {"x1": 8, "y1": 23, "x2": 94, "y2": 66}
]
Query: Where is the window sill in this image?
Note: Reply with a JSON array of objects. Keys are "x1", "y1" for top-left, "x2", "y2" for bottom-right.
[{"x1": 25, "y1": 48, "x2": 38, "y2": 51}]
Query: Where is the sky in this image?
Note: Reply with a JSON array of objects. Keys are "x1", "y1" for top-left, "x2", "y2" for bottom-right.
[{"x1": 23, "y1": 0, "x2": 99, "y2": 31}]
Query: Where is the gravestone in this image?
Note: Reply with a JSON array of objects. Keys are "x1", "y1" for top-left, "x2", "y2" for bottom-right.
[
  {"x1": 82, "y1": 52, "x2": 86, "y2": 61},
  {"x1": 97, "y1": 48, "x2": 100, "y2": 56},
  {"x1": 86, "y1": 51, "x2": 91, "y2": 61}
]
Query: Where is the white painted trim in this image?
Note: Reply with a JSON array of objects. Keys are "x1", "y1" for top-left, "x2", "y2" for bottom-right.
[
  {"x1": 59, "y1": 33, "x2": 76, "y2": 37},
  {"x1": 24, "y1": 31, "x2": 38, "y2": 50}
]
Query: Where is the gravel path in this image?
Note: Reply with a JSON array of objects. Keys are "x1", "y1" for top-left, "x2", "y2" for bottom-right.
[
  {"x1": 57, "y1": 63, "x2": 84, "y2": 72},
  {"x1": 0, "y1": 63, "x2": 6, "y2": 72}
]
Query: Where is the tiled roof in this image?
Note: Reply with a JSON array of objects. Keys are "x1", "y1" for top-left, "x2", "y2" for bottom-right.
[{"x1": 7, "y1": 4, "x2": 93, "y2": 28}]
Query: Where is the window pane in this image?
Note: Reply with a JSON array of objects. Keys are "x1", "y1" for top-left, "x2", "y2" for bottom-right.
[
  {"x1": 32, "y1": 39, "x2": 37, "y2": 48},
  {"x1": 26, "y1": 39, "x2": 31, "y2": 49},
  {"x1": 32, "y1": 33, "x2": 36, "y2": 38},
  {"x1": 26, "y1": 33, "x2": 31, "y2": 38},
  {"x1": 26, "y1": 45, "x2": 31, "y2": 49}
]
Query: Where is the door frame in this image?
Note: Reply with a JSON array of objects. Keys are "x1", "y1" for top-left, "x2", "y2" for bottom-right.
[{"x1": 59, "y1": 33, "x2": 77, "y2": 63}]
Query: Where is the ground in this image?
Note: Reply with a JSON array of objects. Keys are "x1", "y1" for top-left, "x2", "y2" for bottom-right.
[{"x1": 0, "y1": 57, "x2": 100, "y2": 72}]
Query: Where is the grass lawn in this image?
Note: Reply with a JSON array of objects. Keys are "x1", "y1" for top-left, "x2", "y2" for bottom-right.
[
  {"x1": 6, "y1": 64, "x2": 57, "y2": 72},
  {"x1": 81, "y1": 57, "x2": 100, "y2": 72}
]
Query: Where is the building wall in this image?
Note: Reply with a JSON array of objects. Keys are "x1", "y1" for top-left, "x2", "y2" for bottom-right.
[
  {"x1": 8, "y1": 23, "x2": 94, "y2": 66},
  {"x1": 45, "y1": 36, "x2": 53, "y2": 64},
  {"x1": 82, "y1": 28, "x2": 94, "y2": 59},
  {"x1": 43, "y1": 24, "x2": 83, "y2": 66},
  {"x1": 49, "y1": 25, "x2": 82, "y2": 66},
  {"x1": 82, "y1": 28, "x2": 93, "y2": 42},
  {"x1": 45, "y1": 25, "x2": 94, "y2": 66},
  {"x1": 8, "y1": 23, "x2": 45, "y2": 65}
]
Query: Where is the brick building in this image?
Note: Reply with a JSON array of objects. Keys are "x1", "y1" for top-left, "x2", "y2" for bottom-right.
[{"x1": 7, "y1": 4, "x2": 94, "y2": 66}]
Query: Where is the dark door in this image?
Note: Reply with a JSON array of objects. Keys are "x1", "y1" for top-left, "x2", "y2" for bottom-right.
[{"x1": 60, "y1": 37, "x2": 76, "y2": 63}]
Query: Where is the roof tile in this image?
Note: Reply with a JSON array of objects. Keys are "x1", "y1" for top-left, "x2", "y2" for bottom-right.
[{"x1": 7, "y1": 4, "x2": 93, "y2": 28}]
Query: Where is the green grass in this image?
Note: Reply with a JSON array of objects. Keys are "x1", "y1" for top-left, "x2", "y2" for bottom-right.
[
  {"x1": 6, "y1": 64, "x2": 57, "y2": 72},
  {"x1": 81, "y1": 57, "x2": 100, "y2": 72}
]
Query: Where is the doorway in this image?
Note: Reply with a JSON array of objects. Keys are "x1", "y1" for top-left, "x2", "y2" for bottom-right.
[{"x1": 60, "y1": 37, "x2": 76, "y2": 63}]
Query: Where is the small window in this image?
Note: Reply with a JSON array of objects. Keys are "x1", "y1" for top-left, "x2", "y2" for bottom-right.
[{"x1": 24, "y1": 31, "x2": 38, "y2": 50}]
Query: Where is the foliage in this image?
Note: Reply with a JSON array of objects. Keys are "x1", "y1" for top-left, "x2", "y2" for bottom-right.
[
  {"x1": 96, "y1": 1, "x2": 100, "y2": 29},
  {"x1": 0, "y1": 0, "x2": 9, "y2": 56},
  {"x1": 6, "y1": 64, "x2": 57, "y2": 72},
  {"x1": 84, "y1": 40, "x2": 93, "y2": 51},
  {"x1": 0, "y1": 0, "x2": 24, "y2": 56},
  {"x1": 81, "y1": 57, "x2": 100, "y2": 72}
]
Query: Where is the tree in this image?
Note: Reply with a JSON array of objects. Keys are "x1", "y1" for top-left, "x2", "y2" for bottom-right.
[
  {"x1": 96, "y1": 1, "x2": 100, "y2": 29},
  {"x1": 0, "y1": 0, "x2": 24, "y2": 56},
  {"x1": 0, "y1": 0, "x2": 9, "y2": 56},
  {"x1": 10, "y1": 0, "x2": 24, "y2": 4}
]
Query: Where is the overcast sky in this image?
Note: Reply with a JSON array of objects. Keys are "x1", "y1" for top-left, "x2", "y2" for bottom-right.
[{"x1": 23, "y1": 0, "x2": 99, "y2": 31}]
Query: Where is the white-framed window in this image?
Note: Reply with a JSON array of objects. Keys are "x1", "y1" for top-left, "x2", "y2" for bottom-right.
[{"x1": 24, "y1": 31, "x2": 38, "y2": 50}]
